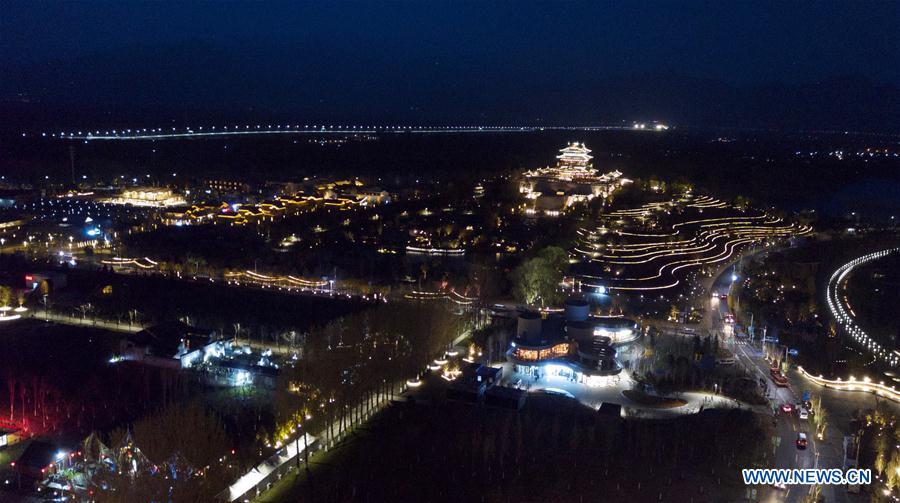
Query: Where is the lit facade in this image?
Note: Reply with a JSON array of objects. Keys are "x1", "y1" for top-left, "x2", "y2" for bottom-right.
[
  {"x1": 205, "y1": 179, "x2": 250, "y2": 193},
  {"x1": 102, "y1": 187, "x2": 186, "y2": 207},
  {"x1": 506, "y1": 302, "x2": 639, "y2": 385},
  {"x1": 520, "y1": 143, "x2": 629, "y2": 216}
]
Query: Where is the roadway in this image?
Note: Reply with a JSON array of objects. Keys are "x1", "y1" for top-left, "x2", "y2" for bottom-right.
[{"x1": 708, "y1": 257, "x2": 874, "y2": 503}]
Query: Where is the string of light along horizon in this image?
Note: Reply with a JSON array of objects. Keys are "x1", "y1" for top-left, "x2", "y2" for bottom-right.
[{"x1": 22, "y1": 123, "x2": 670, "y2": 140}]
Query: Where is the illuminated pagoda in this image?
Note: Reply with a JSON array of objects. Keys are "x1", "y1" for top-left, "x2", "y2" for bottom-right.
[
  {"x1": 523, "y1": 142, "x2": 597, "y2": 181},
  {"x1": 520, "y1": 143, "x2": 629, "y2": 216},
  {"x1": 552, "y1": 142, "x2": 595, "y2": 180}
]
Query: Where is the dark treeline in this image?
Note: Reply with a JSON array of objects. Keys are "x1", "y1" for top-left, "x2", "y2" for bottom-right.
[
  {"x1": 266, "y1": 300, "x2": 467, "y2": 447},
  {"x1": 0, "y1": 320, "x2": 198, "y2": 437},
  {"x1": 42, "y1": 265, "x2": 371, "y2": 338}
]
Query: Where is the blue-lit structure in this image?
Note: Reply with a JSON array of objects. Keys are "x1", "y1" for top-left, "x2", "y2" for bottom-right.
[{"x1": 506, "y1": 298, "x2": 640, "y2": 385}]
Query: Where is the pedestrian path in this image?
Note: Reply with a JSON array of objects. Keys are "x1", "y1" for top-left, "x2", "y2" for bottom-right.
[
  {"x1": 245, "y1": 386, "x2": 400, "y2": 502},
  {"x1": 29, "y1": 310, "x2": 144, "y2": 332}
]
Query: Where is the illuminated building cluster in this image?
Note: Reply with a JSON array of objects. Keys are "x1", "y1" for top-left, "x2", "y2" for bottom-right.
[
  {"x1": 506, "y1": 299, "x2": 639, "y2": 386},
  {"x1": 520, "y1": 143, "x2": 630, "y2": 216},
  {"x1": 100, "y1": 187, "x2": 187, "y2": 207},
  {"x1": 169, "y1": 180, "x2": 389, "y2": 227}
]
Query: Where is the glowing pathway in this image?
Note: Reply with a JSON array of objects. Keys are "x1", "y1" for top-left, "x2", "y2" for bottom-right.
[
  {"x1": 798, "y1": 366, "x2": 900, "y2": 403},
  {"x1": 825, "y1": 248, "x2": 900, "y2": 367},
  {"x1": 217, "y1": 433, "x2": 315, "y2": 502}
]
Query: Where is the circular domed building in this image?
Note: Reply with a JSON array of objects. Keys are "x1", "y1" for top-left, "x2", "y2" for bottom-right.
[
  {"x1": 506, "y1": 299, "x2": 637, "y2": 386},
  {"x1": 592, "y1": 317, "x2": 640, "y2": 344}
]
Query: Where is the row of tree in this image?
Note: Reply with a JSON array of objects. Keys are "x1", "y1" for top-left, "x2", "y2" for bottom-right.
[{"x1": 266, "y1": 300, "x2": 471, "y2": 450}]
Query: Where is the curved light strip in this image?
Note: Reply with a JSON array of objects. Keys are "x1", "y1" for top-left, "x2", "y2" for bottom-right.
[
  {"x1": 825, "y1": 248, "x2": 900, "y2": 367},
  {"x1": 797, "y1": 366, "x2": 900, "y2": 403}
]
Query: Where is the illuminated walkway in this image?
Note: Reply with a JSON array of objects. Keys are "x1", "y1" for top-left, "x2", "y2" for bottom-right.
[
  {"x1": 825, "y1": 247, "x2": 900, "y2": 367},
  {"x1": 797, "y1": 366, "x2": 900, "y2": 404},
  {"x1": 498, "y1": 363, "x2": 755, "y2": 417}
]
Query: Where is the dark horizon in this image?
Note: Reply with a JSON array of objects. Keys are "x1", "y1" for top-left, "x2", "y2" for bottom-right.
[{"x1": 3, "y1": 1, "x2": 899, "y2": 132}]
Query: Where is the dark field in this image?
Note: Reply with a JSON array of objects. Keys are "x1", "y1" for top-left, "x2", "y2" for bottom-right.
[
  {"x1": 847, "y1": 253, "x2": 900, "y2": 348},
  {"x1": 266, "y1": 394, "x2": 769, "y2": 503}
]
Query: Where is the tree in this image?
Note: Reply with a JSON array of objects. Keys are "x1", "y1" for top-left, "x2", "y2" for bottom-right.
[
  {"x1": 888, "y1": 451, "x2": 900, "y2": 492},
  {"x1": 537, "y1": 246, "x2": 569, "y2": 276},
  {"x1": 734, "y1": 196, "x2": 753, "y2": 210},
  {"x1": 802, "y1": 484, "x2": 822, "y2": 503},
  {"x1": 511, "y1": 246, "x2": 569, "y2": 307},
  {"x1": 38, "y1": 280, "x2": 50, "y2": 297},
  {"x1": 99, "y1": 401, "x2": 233, "y2": 502},
  {"x1": 185, "y1": 254, "x2": 208, "y2": 276}
]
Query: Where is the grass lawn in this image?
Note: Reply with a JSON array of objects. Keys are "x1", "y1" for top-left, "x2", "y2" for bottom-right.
[{"x1": 622, "y1": 389, "x2": 688, "y2": 408}]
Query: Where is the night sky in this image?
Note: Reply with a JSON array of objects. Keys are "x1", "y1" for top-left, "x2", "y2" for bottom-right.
[{"x1": 3, "y1": 1, "x2": 899, "y2": 129}]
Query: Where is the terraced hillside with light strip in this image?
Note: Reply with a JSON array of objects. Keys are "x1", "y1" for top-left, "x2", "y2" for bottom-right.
[{"x1": 571, "y1": 195, "x2": 811, "y2": 292}]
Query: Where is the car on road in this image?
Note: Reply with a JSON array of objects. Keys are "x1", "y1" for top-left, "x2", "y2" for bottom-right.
[
  {"x1": 799, "y1": 409, "x2": 809, "y2": 420},
  {"x1": 796, "y1": 432, "x2": 808, "y2": 449},
  {"x1": 781, "y1": 403, "x2": 793, "y2": 413}
]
